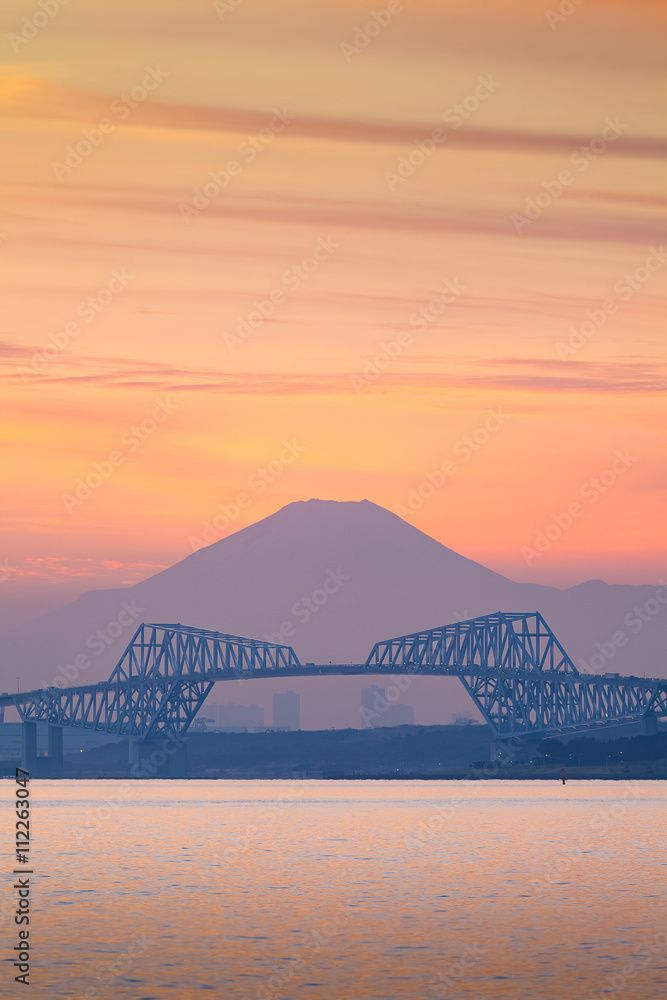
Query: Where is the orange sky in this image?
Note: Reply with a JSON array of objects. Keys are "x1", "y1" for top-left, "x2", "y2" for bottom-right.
[{"x1": 1, "y1": 0, "x2": 666, "y2": 625}]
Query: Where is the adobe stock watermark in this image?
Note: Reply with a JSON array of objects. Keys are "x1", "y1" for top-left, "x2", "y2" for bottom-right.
[
  {"x1": 189, "y1": 439, "x2": 306, "y2": 551},
  {"x1": 585, "y1": 930, "x2": 667, "y2": 1000},
  {"x1": 8, "y1": 0, "x2": 70, "y2": 54},
  {"x1": 421, "y1": 943, "x2": 486, "y2": 1000},
  {"x1": 35, "y1": 600, "x2": 145, "y2": 692},
  {"x1": 555, "y1": 246, "x2": 667, "y2": 359},
  {"x1": 178, "y1": 108, "x2": 295, "y2": 223},
  {"x1": 340, "y1": 1, "x2": 404, "y2": 63},
  {"x1": 350, "y1": 278, "x2": 467, "y2": 392},
  {"x1": 19, "y1": 268, "x2": 135, "y2": 381},
  {"x1": 201, "y1": 779, "x2": 314, "y2": 878},
  {"x1": 546, "y1": 0, "x2": 588, "y2": 31},
  {"x1": 212, "y1": 0, "x2": 244, "y2": 21},
  {"x1": 578, "y1": 581, "x2": 667, "y2": 674},
  {"x1": 224, "y1": 237, "x2": 340, "y2": 353},
  {"x1": 402, "y1": 757, "x2": 511, "y2": 854},
  {"x1": 357, "y1": 611, "x2": 481, "y2": 728},
  {"x1": 539, "y1": 782, "x2": 645, "y2": 887},
  {"x1": 71, "y1": 734, "x2": 188, "y2": 844},
  {"x1": 62, "y1": 397, "x2": 179, "y2": 513},
  {"x1": 263, "y1": 568, "x2": 350, "y2": 645},
  {"x1": 384, "y1": 75, "x2": 501, "y2": 192},
  {"x1": 52, "y1": 67, "x2": 169, "y2": 181},
  {"x1": 83, "y1": 932, "x2": 153, "y2": 1000},
  {"x1": 360, "y1": 676, "x2": 415, "y2": 728},
  {"x1": 257, "y1": 954, "x2": 307, "y2": 1000},
  {"x1": 511, "y1": 117, "x2": 628, "y2": 233},
  {"x1": 0, "y1": 557, "x2": 17, "y2": 583},
  {"x1": 520, "y1": 449, "x2": 638, "y2": 565},
  {"x1": 404, "y1": 797, "x2": 466, "y2": 852},
  {"x1": 394, "y1": 408, "x2": 510, "y2": 518},
  {"x1": 256, "y1": 899, "x2": 355, "y2": 1000}
]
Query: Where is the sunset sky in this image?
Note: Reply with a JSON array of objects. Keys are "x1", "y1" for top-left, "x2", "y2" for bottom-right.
[{"x1": 2, "y1": 0, "x2": 666, "y2": 628}]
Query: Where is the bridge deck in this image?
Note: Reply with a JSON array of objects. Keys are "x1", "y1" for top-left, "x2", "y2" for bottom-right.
[{"x1": 3, "y1": 614, "x2": 666, "y2": 740}]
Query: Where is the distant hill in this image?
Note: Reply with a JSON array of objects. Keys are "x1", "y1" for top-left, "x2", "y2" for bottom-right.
[{"x1": 1, "y1": 500, "x2": 665, "y2": 706}]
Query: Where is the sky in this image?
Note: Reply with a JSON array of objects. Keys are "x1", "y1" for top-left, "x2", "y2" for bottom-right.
[{"x1": 1, "y1": 0, "x2": 666, "y2": 629}]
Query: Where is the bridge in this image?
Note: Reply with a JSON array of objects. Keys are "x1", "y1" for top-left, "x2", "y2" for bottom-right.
[{"x1": 2, "y1": 612, "x2": 666, "y2": 774}]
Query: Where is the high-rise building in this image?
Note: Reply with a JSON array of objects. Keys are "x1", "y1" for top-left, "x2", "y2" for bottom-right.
[
  {"x1": 219, "y1": 703, "x2": 265, "y2": 731},
  {"x1": 361, "y1": 686, "x2": 414, "y2": 728},
  {"x1": 273, "y1": 691, "x2": 300, "y2": 731},
  {"x1": 361, "y1": 685, "x2": 385, "y2": 728},
  {"x1": 383, "y1": 703, "x2": 414, "y2": 727}
]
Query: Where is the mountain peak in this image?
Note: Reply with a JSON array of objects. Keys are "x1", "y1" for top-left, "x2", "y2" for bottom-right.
[
  {"x1": 1, "y1": 499, "x2": 665, "y2": 693},
  {"x1": 263, "y1": 497, "x2": 395, "y2": 522}
]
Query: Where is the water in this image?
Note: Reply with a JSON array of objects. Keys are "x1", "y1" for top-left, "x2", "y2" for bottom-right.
[{"x1": 2, "y1": 779, "x2": 666, "y2": 998}]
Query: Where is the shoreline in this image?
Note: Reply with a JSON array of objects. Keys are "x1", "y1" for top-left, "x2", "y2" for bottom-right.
[{"x1": 4, "y1": 769, "x2": 665, "y2": 781}]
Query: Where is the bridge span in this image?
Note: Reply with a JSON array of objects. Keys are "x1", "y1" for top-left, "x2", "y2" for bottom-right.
[{"x1": 2, "y1": 612, "x2": 666, "y2": 773}]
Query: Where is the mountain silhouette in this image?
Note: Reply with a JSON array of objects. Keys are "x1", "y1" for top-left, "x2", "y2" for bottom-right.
[{"x1": 1, "y1": 500, "x2": 665, "y2": 698}]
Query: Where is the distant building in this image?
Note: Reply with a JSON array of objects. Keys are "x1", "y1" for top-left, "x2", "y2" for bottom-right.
[
  {"x1": 273, "y1": 691, "x2": 300, "y2": 731},
  {"x1": 219, "y1": 703, "x2": 265, "y2": 730},
  {"x1": 450, "y1": 713, "x2": 480, "y2": 726},
  {"x1": 361, "y1": 685, "x2": 383, "y2": 728},
  {"x1": 382, "y1": 704, "x2": 414, "y2": 727},
  {"x1": 361, "y1": 686, "x2": 414, "y2": 728},
  {"x1": 189, "y1": 715, "x2": 218, "y2": 732}
]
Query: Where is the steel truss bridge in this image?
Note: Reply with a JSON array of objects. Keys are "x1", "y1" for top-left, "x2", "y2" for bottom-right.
[{"x1": 2, "y1": 613, "x2": 666, "y2": 754}]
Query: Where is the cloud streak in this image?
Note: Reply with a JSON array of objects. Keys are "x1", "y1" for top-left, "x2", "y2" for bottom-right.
[
  {"x1": 4, "y1": 75, "x2": 666, "y2": 161},
  {"x1": 2, "y1": 342, "x2": 665, "y2": 395}
]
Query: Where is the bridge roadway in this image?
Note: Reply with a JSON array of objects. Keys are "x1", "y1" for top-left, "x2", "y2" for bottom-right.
[{"x1": 2, "y1": 613, "x2": 666, "y2": 772}]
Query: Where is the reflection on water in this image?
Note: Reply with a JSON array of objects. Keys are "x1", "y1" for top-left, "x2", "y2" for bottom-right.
[{"x1": 2, "y1": 779, "x2": 666, "y2": 998}]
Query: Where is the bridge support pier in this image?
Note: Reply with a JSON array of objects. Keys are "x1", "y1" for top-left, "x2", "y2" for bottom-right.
[
  {"x1": 48, "y1": 726, "x2": 63, "y2": 778},
  {"x1": 139, "y1": 743, "x2": 169, "y2": 777},
  {"x1": 640, "y1": 712, "x2": 658, "y2": 736},
  {"x1": 21, "y1": 722, "x2": 37, "y2": 773},
  {"x1": 128, "y1": 738, "x2": 139, "y2": 766},
  {"x1": 167, "y1": 743, "x2": 188, "y2": 778},
  {"x1": 128, "y1": 738, "x2": 166, "y2": 775}
]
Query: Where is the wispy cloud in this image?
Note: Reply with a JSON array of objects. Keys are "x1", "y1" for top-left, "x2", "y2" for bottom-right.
[
  {"x1": 3, "y1": 74, "x2": 666, "y2": 161},
  {"x1": 4, "y1": 556, "x2": 167, "y2": 581},
  {"x1": 2, "y1": 342, "x2": 665, "y2": 395}
]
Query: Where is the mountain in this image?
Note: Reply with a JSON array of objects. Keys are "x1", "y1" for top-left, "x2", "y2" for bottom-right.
[{"x1": 1, "y1": 500, "x2": 665, "y2": 702}]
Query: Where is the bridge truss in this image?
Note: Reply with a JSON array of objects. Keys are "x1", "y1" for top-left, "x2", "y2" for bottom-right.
[
  {"x1": 3, "y1": 625, "x2": 301, "y2": 740},
  {"x1": 3, "y1": 613, "x2": 666, "y2": 742},
  {"x1": 367, "y1": 613, "x2": 667, "y2": 739}
]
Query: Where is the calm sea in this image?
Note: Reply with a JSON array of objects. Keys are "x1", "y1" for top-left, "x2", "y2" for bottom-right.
[{"x1": 2, "y1": 780, "x2": 666, "y2": 999}]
